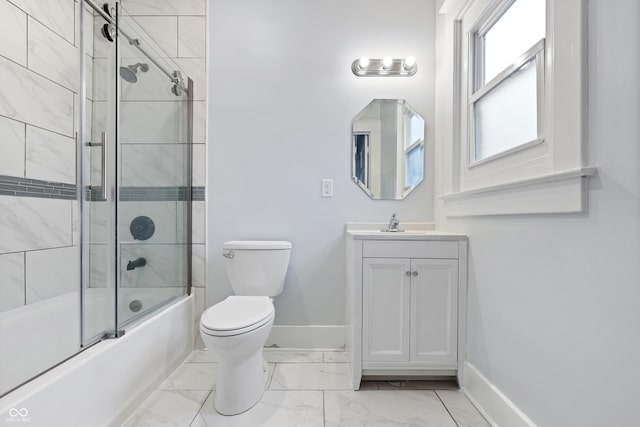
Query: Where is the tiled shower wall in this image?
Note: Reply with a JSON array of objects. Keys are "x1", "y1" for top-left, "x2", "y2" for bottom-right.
[
  {"x1": 0, "y1": 0, "x2": 207, "y2": 346},
  {"x1": 0, "y1": 0, "x2": 82, "y2": 312}
]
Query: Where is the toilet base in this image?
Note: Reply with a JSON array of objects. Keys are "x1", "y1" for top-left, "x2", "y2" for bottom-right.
[{"x1": 215, "y1": 351, "x2": 267, "y2": 415}]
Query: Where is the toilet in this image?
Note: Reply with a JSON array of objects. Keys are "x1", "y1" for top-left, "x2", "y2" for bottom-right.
[{"x1": 199, "y1": 240, "x2": 291, "y2": 415}]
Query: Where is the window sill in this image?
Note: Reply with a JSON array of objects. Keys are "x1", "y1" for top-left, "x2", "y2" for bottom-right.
[{"x1": 440, "y1": 167, "x2": 597, "y2": 216}]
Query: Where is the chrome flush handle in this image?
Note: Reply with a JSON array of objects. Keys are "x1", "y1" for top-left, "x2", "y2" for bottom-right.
[{"x1": 222, "y1": 251, "x2": 234, "y2": 259}]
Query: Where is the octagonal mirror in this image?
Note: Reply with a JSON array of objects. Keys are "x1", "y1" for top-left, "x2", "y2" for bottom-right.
[{"x1": 351, "y1": 99, "x2": 425, "y2": 200}]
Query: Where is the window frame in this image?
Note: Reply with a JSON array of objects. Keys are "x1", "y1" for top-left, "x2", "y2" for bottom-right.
[{"x1": 439, "y1": 0, "x2": 594, "y2": 216}]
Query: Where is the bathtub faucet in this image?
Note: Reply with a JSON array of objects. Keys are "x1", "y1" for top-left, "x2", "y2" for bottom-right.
[{"x1": 126, "y1": 257, "x2": 147, "y2": 271}]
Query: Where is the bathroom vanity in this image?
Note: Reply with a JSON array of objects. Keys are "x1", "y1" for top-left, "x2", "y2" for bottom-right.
[{"x1": 345, "y1": 224, "x2": 468, "y2": 390}]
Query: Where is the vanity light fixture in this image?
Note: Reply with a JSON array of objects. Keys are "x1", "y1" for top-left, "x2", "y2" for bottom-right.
[{"x1": 351, "y1": 56, "x2": 418, "y2": 77}]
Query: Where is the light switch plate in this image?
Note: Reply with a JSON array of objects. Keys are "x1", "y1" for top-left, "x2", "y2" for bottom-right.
[{"x1": 321, "y1": 179, "x2": 333, "y2": 197}]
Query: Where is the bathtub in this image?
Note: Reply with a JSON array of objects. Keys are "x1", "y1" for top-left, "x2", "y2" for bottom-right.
[{"x1": 0, "y1": 291, "x2": 193, "y2": 426}]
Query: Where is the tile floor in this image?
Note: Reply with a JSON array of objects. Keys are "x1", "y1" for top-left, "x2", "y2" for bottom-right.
[{"x1": 121, "y1": 350, "x2": 490, "y2": 427}]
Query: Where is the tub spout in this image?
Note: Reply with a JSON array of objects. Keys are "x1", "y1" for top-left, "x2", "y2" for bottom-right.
[{"x1": 126, "y1": 257, "x2": 147, "y2": 271}]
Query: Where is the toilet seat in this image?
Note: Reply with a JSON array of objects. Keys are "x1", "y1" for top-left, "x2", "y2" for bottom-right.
[{"x1": 200, "y1": 296, "x2": 274, "y2": 337}]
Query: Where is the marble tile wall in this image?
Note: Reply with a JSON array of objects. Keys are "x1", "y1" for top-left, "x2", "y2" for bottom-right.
[
  {"x1": 0, "y1": 0, "x2": 208, "y2": 340},
  {"x1": 0, "y1": 0, "x2": 83, "y2": 314}
]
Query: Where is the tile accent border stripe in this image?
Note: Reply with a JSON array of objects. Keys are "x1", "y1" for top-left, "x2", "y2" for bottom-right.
[
  {"x1": 0, "y1": 176, "x2": 205, "y2": 201},
  {"x1": 0, "y1": 175, "x2": 76, "y2": 200},
  {"x1": 90, "y1": 186, "x2": 205, "y2": 201}
]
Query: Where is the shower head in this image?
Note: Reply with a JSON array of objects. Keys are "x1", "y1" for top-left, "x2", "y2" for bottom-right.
[{"x1": 119, "y1": 63, "x2": 149, "y2": 83}]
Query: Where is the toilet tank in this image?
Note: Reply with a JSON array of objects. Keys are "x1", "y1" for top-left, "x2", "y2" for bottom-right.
[{"x1": 222, "y1": 241, "x2": 292, "y2": 296}]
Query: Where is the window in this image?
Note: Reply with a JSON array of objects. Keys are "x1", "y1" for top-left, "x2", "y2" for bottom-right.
[
  {"x1": 404, "y1": 113, "x2": 425, "y2": 189},
  {"x1": 470, "y1": 0, "x2": 545, "y2": 163},
  {"x1": 439, "y1": 0, "x2": 593, "y2": 216},
  {"x1": 353, "y1": 133, "x2": 370, "y2": 188}
]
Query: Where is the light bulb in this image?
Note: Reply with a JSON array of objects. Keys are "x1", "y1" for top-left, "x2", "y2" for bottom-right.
[
  {"x1": 404, "y1": 56, "x2": 416, "y2": 69},
  {"x1": 358, "y1": 57, "x2": 370, "y2": 69},
  {"x1": 382, "y1": 57, "x2": 393, "y2": 69}
]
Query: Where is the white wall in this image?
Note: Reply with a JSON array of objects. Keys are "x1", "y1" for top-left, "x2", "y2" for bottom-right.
[
  {"x1": 435, "y1": 1, "x2": 640, "y2": 425},
  {"x1": 208, "y1": 0, "x2": 436, "y2": 330}
]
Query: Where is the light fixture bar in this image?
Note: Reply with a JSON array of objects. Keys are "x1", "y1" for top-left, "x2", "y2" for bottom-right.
[{"x1": 351, "y1": 57, "x2": 418, "y2": 77}]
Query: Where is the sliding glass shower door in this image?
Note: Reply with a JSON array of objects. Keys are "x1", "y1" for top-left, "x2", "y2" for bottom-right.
[
  {"x1": 81, "y1": 1, "x2": 192, "y2": 346},
  {"x1": 0, "y1": 0, "x2": 193, "y2": 398},
  {"x1": 81, "y1": 1, "x2": 118, "y2": 343}
]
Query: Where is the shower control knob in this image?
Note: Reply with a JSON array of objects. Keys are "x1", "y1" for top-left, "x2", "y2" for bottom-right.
[{"x1": 130, "y1": 216, "x2": 155, "y2": 240}]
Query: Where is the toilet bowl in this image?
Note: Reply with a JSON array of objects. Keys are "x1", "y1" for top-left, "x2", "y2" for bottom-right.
[
  {"x1": 200, "y1": 296, "x2": 275, "y2": 415},
  {"x1": 199, "y1": 241, "x2": 291, "y2": 415}
]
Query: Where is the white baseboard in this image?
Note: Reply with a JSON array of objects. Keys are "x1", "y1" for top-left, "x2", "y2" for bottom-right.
[
  {"x1": 462, "y1": 362, "x2": 538, "y2": 427},
  {"x1": 265, "y1": 325, "x2": 345, "y2": 350}
]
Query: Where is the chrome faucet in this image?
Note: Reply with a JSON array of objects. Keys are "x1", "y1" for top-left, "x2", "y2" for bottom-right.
[{"x1": 383, "y1": 213, "x2": 403, "y2": 232}]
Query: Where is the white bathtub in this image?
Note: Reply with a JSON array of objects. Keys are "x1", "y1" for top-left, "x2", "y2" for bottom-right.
[
  {"x1": 0, "y1": 287, "x2": 186, "y2": 397},
  {"x1": 0, "y1": 292, "x2": 193, "y2": 426}
]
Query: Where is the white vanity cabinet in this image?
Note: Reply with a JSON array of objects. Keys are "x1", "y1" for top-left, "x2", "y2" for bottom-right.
[{"x1": 346, "y1": 232, "x2": 468, "y2": 390}]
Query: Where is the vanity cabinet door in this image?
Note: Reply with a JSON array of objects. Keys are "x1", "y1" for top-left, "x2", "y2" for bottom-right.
[
  {"x1": 362, "y1": 258, "x2": 411, "y2": 362},
  {"x1": 410, "y1": 259, "x2": 459, "y2": 364}
]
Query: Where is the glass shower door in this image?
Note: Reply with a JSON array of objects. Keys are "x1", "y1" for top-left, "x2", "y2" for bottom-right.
[
  {"x1": 81, "y1": 1, "x2": 192, "y2": 345},
  {"x1": 81, "y1": 2, "x2": 118, "y2": 344},
  {"x1": 115, "y1": 9, "x2": 192, "y2": 329}
]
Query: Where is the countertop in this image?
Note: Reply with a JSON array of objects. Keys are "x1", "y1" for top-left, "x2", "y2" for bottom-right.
[{"x1": 345, "y1": 222, "x2": 467, "y2": 241}]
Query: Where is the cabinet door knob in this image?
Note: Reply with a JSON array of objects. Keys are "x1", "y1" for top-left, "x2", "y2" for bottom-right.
[
  {"x1": 412, "y1": 271, "x2": 418, "y2": 276},
  {"x1": 405, "y1": 271, "x2": 411, "y2": 276}
]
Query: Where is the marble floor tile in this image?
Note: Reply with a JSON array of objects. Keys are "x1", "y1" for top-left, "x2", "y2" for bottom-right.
[
  {"x1": 161, "y1": 358, "x2": 276, "y2": 392},
  {"x1": 121, "y1": 389, "x2": 209, "y2": 427},
  {"x1": 186, "y1": 349, "x2": 219, "y2": 363},
  {"x1": 323, "y1": 352, "x2": 350, "y2": 363},
  {"x1": 191, "y1": 391, "x2": 324, "y2": 427},
  {"x1": 436, "y1": 390, "x2": 491, "y2": 427},
  {"x1": 263, "y1": 350, "x2": 323, "y2": 363},
  {"x1": 265, "y1": 363, "x2": 276, "y2": 390},
  {"x1": 269, "y1": 363, "x2": 351, "y2": 391},
  {"x1": 324, "y1": 390, "x2": 458, "y2": 427},
  {"x1": 127, "y1": 352, "x2": 482, "y2": 427},
  {"x1": 160, "y1": 363, "x2": 218, "y2": 391}
]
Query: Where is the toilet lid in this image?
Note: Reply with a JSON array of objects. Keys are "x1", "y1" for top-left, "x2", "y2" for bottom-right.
[{"x1": 200, "y1": 296, "x2": 274, "y2": 331}]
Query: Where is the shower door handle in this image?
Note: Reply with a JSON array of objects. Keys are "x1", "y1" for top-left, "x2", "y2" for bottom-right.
[{"x1": 87, "y1": 132, "x2": 107, "y2": 201}]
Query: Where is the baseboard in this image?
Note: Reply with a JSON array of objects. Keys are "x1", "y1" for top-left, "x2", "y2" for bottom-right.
[
  {"x1": 462, "y1": 362, "x2": 538, "y2": 427},
  {"x1": 265, "y1": 325, "x2": 345, "y2": 350}
]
